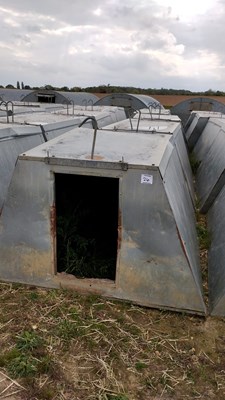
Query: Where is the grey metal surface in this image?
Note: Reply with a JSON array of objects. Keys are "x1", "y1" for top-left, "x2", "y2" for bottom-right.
[
  {"x1": 103, "y1": 116, "x2": 195, "y2": 204},
  {"x1": 0, "y1": 89, "x2": 33, "y2": 102},
  {"x1": 185, "y1": 111, "x2": 225, "y2": 150},
  {"x1": 169, "y1": 126, "x2": 195, "y2": 204},
  {"x1": 0, "y1": 126, "x2": 45, "y2": 213},
  {"x1": 94, "y1": 93, "x2": 163, "y2": 111},
  {"x1": 0, "y1": 126, "x2": 205, "y2": 314},
  {"x1": 22, "y1": 90, "x2": 98, "y2": 105},
  {"x1": 0, "y1": 107, "x2": 127, "y2": 212},
  {"x1": 0, "y1": 89, "x2": 98, "y2": 105},
  {"x1": 159, "y1": 147, "x2": 201, "y2": 286},
  {"x1": 208, "y1": 185, "x2": 225, "y2": 315},
  {"x1": 20, "y1": 128, "x2": 171, "y2": 166},
  {"x1": 0, "y1": 106, "x2": 126, "y2": 129},
  {"x1": 0, "y1": 121, "x2": 88, "y2": 213},
  {"x1": 193, "y1": 118, "x2": 225, "y2": 213},
  {"x1": 103, "y1": 116, "x2": 179, "y2": 133},
  {"x1": 171, "y1": 97, "x2": 225, "y2": 126}
]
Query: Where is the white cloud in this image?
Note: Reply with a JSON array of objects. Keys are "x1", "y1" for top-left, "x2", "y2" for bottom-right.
[{"x1": 0, "y1": 0, "x2": 223, "y2": 90}]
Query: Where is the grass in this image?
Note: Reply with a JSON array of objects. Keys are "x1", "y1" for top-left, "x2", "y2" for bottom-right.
[
  {"x1": 0, "y1": 283, "x2": 225, "y2": 399},
  {"x1": 189, "y1": 152, "x2": 201, "y2": 175}
]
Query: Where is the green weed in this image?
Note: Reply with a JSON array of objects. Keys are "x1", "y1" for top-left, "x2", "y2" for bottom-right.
[
  {"x1": 189, "y1": 152, "x2": 201, "y2": 175},
  {"x1": 106, "y1": 395, "x2": 129, "y2": 400},
  {"x1": 7, "y1": 354, "x2": 39, "y2": 378},
  {"x1": 196, "y1": 223, "x2": 211, "y2": 250},
  {"x1": 16, "y1": 330, "x2": 43, "y2": 352},
  {"x1": 135, "y1": 361, "x2": 148, "y2": 371}
]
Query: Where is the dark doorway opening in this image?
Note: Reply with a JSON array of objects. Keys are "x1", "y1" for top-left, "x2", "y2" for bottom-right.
[
  {"x1": 55, "y1": 173, "x2": 119, "y2": 281},
  {"x1": 37, "y1": 94, "x2": 56, "y2": 103}
]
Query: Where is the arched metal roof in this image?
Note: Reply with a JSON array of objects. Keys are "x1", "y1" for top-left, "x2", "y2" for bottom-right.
[
  {"x1": 94, "y1": 93, "x2": 163, "y2": 111},
  {"x1": 171, "y1": 97, "x2": 225, "y2": 126},
  {"x1": 0, "y1": 89, "x2": 98, "y2": 105},
  {"x1": 0, "y1": 89, "x2": 33, "y2": 102},
  {"x1": 22, "y1": 90, "x2": 99, "y2": 105}
]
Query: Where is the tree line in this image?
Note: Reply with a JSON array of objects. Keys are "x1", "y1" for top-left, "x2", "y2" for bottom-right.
[{"x1": 1, "y1": 83, "x2": 225, "y2": 96}]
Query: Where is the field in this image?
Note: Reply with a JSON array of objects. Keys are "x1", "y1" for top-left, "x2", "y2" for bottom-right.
[{"x1": 0, "y1": 278, "x2": 225, "y2": 400}]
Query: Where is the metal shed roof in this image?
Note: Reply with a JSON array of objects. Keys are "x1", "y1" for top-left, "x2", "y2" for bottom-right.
[
  {"x1": 184, "y1": 111, "x2": 225, "y2": 150},
  {"x1": 21, "y1": 127, "x2": 171, "y2": 167},
  {"x1": 0, "y1": 89, "x2": 32, "y2": 102},
  {"x1": 0, "y1": 89, "x2": 98, "y2": 105},
  {"x1": 171, "y1": 97, "x2": 225, "y2": 126},
  {"x1": 94, "y1": 93, "x2": 163, "y2": 111}
]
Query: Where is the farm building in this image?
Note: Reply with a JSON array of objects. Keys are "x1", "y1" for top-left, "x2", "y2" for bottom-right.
[{"x1": 0, "y1": 107, "x2": 206, "y2": 314}]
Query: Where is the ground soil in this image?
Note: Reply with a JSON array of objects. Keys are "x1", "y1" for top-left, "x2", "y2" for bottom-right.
[{"x1": 0, "y1": 280, "x2": 225, "y2": 400}]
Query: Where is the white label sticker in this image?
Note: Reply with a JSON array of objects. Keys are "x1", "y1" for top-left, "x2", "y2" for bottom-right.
[{"x1": 141, "y1": 174, "x2": 153, "y2": 184}]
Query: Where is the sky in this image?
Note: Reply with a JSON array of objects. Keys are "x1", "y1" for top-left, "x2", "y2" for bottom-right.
[{"x1": 0, "y1": 0, "x2": 224, "y2": 91}]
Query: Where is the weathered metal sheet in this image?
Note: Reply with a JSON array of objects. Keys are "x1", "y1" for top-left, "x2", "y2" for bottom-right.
[
  {"x1": 169, "y1": 126, "x2": 195, "y2": 204},
  {"x1": 0, "y1": 107, "x2": 127, "y2": 211},
  {"x1": 185, "y1": 112, "x2": 209, "y2": 150},
  {"x1": 22, "y1": 90, "x2": 98, "y2": 105},
  {"x1": 0, "y1": 126, "x2": 44, "y2": 213},
  {"x1": 0, "y1": 88, "x2": 33, "y2": 102},
  {"x1": 193, "y1": 119, "x2": 225, "y2": 213},
  {"x1": 171, "y1": 97, "x2": 225, "y2": 126},
  {"x1": 208, "y1": 184, "x2": 225, "y2": 315},
  {"x1": 0, "y1": 88, "x2": 98, "y2": 105},
  {"x1": 94, "y1": 93, "x2": 163, "y2": 111},
  {"x1": 0, "y1": 127, "x2": 206, "y2": 314},
  {"x1": 160, "y1": 147, "x2": 201, "y2": 287},
  {"x1": 185, "y1": 112, "x2": 225, "y2": 152},
  {"x1": 19, "y1": 128, "x2": 171, "y2": 166},
  {"x1": 103, "y1": 116, "x2": 179, "y2": 134},
  {"x1": 103, "y1": 117, "x2": 195, "y2": 204}
]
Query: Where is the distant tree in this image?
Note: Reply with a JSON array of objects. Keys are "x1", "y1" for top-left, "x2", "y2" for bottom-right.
[
  {"x1": 21, "y1": 81, "x2": 24, "y2": 89},
  {"x1": 70, "y1": 86, "x2": 82, "y2": 92},
  {"x1": 215, "y1": 90, "x2": 224, "y2": 96},
  {"x1": 204, "y1": 88, "x2": 214, "y2": 96},
  {"x1": 59, "y1": 86, "x2": 69, "y2": 92},
  {"x1": 0, "y1": 85, "x2": 4, "y2": 88},
  {"x1": 24, "y1": 85, "x2": 31, "y2": 90},
  {"x1": 6, "y1": 84, "x2": 15, "y2": 89},
  {"x1": 44, "y1": 84, "x2": 55, "y2": 90},
  {"x1": 16, "y1": 81, "x2": 20, "y2": 89}
]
